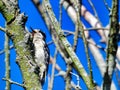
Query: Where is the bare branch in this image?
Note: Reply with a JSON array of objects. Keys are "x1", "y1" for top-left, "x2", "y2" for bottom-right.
[
  {"x1": 103, "y1": 0, "x2": 119, "y2": 89},
  {"x1": 50, "y1": 57, "x2": 62, "y2": 72},
  {"x1": 4, "y1": 33, "x2": 10, "y2": 90},
  {"x1": 70, "y1": 72, "x2": 80, "y2": 87},
  {"x1": 71, "y1": 81, "x2": 81, "y2": 90},
  {"x1": 59, "y1": 0, "x2": 64, "y2": 27},
  {"x1": 65, "y1": 64, "x2": 72, "y2": 90},
  {"x1": 103, "y1": 0, "x2": 111, "y2": 12},
  {"x1": 0, "y1": 45, "x2": 14, "y2": 55},
  {"x1": 0, "y1": 0, "x2": 42, "y2": 89},
  {"x1": 2, "y1": 78, "x2": 24, "y2": 87},
  {"x1": 87, "y1": 0, "x2": 98, "y2": 18},
  {"x1": 48, "y1": 50, "x2": 58, "y2": 90},
  {"x1": 65, "y1": 1, "x2": 94, "y2": 87},
  {"x1": 42, "y1": 0, "x2": 93, "y2": 89},
  {"x1": 0, "y1": 26, "x2": 6, "y2": 32},
  {"x1": 50, "y1": 57, "x2": 82, "y2": 90},
  {"x1": 81, "y1": 5, "x2": 107, "y2": 43},
  {"x1": 70, "y1": 0, "x2": 81, "y2": 51}
]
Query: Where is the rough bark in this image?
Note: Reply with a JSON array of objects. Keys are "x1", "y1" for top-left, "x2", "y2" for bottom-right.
[{"x1": 0, "y1": 0, "x2": 42, "y2": 90}]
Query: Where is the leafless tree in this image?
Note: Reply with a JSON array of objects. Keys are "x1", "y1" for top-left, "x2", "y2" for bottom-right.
[{"x1": 0, "y1": 0, "x2": 119, "y2": 90}]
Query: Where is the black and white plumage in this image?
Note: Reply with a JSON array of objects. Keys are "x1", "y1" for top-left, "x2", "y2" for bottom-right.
[{"x1": 31, "y1": 28, "x2": 49, "y2": 85}]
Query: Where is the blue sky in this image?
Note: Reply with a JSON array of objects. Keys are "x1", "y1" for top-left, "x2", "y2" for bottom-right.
[{"x1": 0, "y1": 0, "x2": 120, "y2": 90}]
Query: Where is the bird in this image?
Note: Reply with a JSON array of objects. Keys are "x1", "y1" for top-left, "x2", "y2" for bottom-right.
[{"x1": 30, "y1": 27, "x2": 50, "y2": 85}]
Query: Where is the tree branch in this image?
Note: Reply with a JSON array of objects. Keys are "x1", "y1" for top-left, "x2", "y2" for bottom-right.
[
  {"x1": 48, "y1": 50, "x2": 58, "y2": 90},
  {"x1": 103, "y1": 0, "x2": 119, "y2": 89},
  {"x1": 4, "y1": 33, "x2": 10, "y2": 90},
  {"x1": 0, "y1": 0, "x2": 18, "y2": 24},
  {"x1": 42, "y1": 0, "x2": 94, "y2": 89},
  {"x1": 69, "y1": 0, "x2": 94, "y2": 87},
  {"x1": 0, "y1": 45, "x2": 14, "y2": 55},
  {"x1": 70, "y1": 0, "x2": 81, "y2": 51},
  {"x1": 0, "y1": 26, "x2": 6, "y2": 32},
  {"x1": 65, "y1": 64, "x2": 72, "y2": 90},
  {"x1": 2, "y1": 78, "x2": 24, "y2": 87},
  {"x1": 103, "y1": 0, "x2": 111, "y2": 12},
  {"x1": 0, "y1": 0, "x2": 42, "y2": 89}
]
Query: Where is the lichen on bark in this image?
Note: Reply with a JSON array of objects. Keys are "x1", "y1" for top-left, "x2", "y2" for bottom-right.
[{"x1": 0, "y1": 0, "x2": 42, "y2": 90}]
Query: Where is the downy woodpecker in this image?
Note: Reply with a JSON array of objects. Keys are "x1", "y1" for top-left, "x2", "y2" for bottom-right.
[{"x1": 31, "y1": 28, "x2": 50, "y2": 85}]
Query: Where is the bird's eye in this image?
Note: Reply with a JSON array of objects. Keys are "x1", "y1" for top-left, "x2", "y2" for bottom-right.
[
  {"x1": 39, "y1": 31, "x2": 46, "y2": 39},
  {"x1": 31, "y1": 30, "x2": 37, "y2": 33}
]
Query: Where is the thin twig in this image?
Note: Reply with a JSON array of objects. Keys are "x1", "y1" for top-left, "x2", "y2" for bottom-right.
[
  {"x1": 70, "y1": 72, "x2": 80, "y2": 87},
  {"x1": 85, "y1": 27, "x2": 109, "y2": 31},
  {"x1": 87, "y1": 0, "x2": 97, "y2": 18},
  {"x1": 0, "y1": 45, "x2": 14, "y2": 55},
  {"x1": 70, "y1": 0, "x2": 80, "y2": 51},
  {"x1": 65, "y1": 27, "x2": 110, "y2": 31},
  {"x1": 71, "y1": 81, "x2": 81, "y2": 90},
  {"x1": 4, "y1": 33, "x2": 10, "y2": 90},
  {"x1": 52, "y1": 62, "x2": 82, "y2": 90},
  {"x1": 48, "y1": 50, "x2": 58, "y2": 90},
  {"x1": 63, "y1": 30, "x2": 106, "y2": 51},
  {"x1": 59, "y1": 0, "x2": 64, "y2": 27},
  {"x1": 103, "y1": 0, "x2": 111, "y2": 12},
  {"x1": 87, "y1": 0, "x2": 102, "y2": 26},
  {"x1": 65, "y1": 64, "x2": 72, "y2": 90},
  {"x1": 87, "y1": 0, "x2": 107, "y2": 43},
  {"x1": 50, "y1": 57, "x2": 61, "y2": 72},
  {"x1": 2, "y1": 78, "x2": 24, "y2": 87},
  {"x1": 50, "y1": 57, "x2": 82, "y2": 89},
  {"x1": 0, "y1": 26, "x2": 6, "y2": 32}
]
